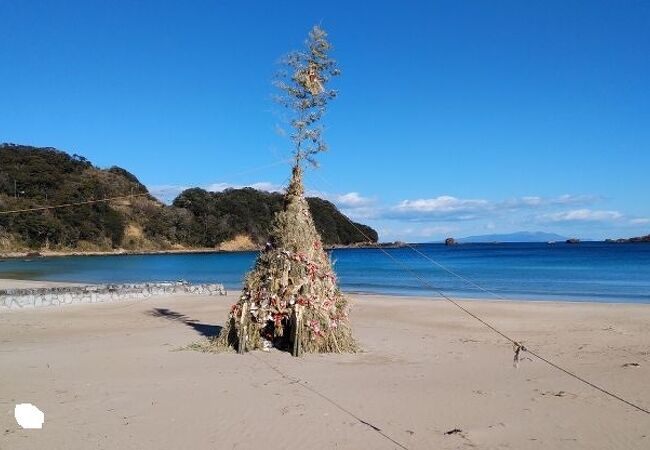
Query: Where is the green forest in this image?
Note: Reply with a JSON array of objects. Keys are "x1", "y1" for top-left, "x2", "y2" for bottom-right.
[{"x1": 0, "y1": 144, "x2": 378, "y2": 252}]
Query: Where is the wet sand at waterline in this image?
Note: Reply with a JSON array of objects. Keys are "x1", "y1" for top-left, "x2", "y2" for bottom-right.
[{"x1": 1, "y1": 292, "x2": 648, "y2": 449}]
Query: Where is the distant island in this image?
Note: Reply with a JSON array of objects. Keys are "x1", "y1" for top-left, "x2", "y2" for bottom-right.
[
  {"x1": 0, "y1": 144, "x2": 378, "y2": 255},
  {"x1": 457, "y1": 231, "x2": 568, "y2": 243},
  {"x1": 605, "y1": 234, "x2": 650, "y2": 243}
]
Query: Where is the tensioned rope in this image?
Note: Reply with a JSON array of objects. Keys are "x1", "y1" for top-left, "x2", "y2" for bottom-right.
[
  {"x1": 404, "y1": 244, "x2": 507, "y2": 300},
  {"x1": 1, "y1": 162, "x2": 647, "y2": 415},
  {"x1": 250, "y1": 352, "x2": 410, "y2": 450},
  {"x1": 0, "y1": 159, "x2": 292, "y2": 216},
  {"x1": 0, "y1": 193, "x2": 150, "y2": 215},
  {"x1": 312, "y1": 171, "x2": 650, "y2": 416}
]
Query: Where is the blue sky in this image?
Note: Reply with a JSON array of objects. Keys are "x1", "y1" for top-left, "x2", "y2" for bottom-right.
[{"x1": 1, "y1": 0, "x2": 648, "y2": 241}]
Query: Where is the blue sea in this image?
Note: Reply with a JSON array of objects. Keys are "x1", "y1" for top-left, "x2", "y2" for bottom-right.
[{"x1": 1, "y1": 242, "x2": 649, "y2": 303}]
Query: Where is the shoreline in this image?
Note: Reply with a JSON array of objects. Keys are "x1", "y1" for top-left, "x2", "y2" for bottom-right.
[
  {"x1": 1, "y1": 239, "x2": 646, "y2": 261},
  {"x1": 348, "y1": 290, "x2": 650, "y2": 306},
  {"x1": 0, "y1": 247, "x2": 246, "y2": 260},
  {"x1": 0, "y1": 242, "x2": 394, "y2": 260},
  {"x1": 1, "y1": 278, "x2": 649, "y2": 306}
]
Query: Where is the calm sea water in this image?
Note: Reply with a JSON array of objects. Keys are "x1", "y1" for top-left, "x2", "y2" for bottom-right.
[{"x1": 1, "y1": 242, "x2": 649, "y2": 303}]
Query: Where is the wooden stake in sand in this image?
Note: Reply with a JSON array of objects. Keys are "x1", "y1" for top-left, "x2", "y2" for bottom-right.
[{"x1": 215, "y1": 26, "x2": 357, "y2": 355}]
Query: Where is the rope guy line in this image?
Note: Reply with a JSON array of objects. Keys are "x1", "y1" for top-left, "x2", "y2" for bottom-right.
[
  {"x1": 311, "y1": 170, "x2": 650, "y2": 416},
  {"x1": 1, "y1": 160, "x2": 647, "y2": 415},
  {"x1": 250, "y1": 352, "x2": 410, "y2": 449},
  {"x1": 0, "y1": 193, "x2": 150, "y2": 215},
  {"x1": 0, "y1": 158, "x2": 292, "y2": 216}
]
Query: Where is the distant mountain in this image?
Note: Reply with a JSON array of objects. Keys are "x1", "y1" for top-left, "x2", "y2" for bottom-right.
[
  {"x1": 0, "y1": 144, "x2": 377, "y2": 253},
  {"x1": 457, "y1": 231, "x2": 568, "y2": 243}
]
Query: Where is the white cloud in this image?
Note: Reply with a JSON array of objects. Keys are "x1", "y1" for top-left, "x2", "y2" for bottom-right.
[
  {"x1": 150, "y1": 182, "x2": 377, "y2": 216},
  {"x1": 335, "y1": 192, "x2": 373, "y2": 208},
  {"x1": 149, "y1": 181, "x2": 283, "y2": 203},
  {"x1": 148, "y1": 184, "x2": 189, "y2": 204},
  {"x1": 304, "y1": 190, "x2": 378, "y2": 219},
  {"x1": 385, "y1": 196, "x2": 492, "y2": 221},
  {"x1": 205, "y1": 181, "x2": 282, "y2": 193},
  {"x1": 384, "y1": 194, "x2": 603, "y2": 222},
  {"x1": 378, "y1": 225, "x2": 456, "y2": 241},
  {"x1": 340, "y1": 206, "x2": 379, "y2": 220},
  {"x1": 334, "y1": 192, "x2": 378, "y2": 219},
  {"x1": 409, "y1": 226, "x2": 455, "y2": 238},
  {"x1": 502, "y1": 194, "x2": 598, "y2": 208},
  {"x1": 204, "y1": 182, "x2": 230, "y2": 192},
  {"x1": 539, "y1": 209, "x2": 623, "y2": 223},
  {"x1": 630, "y1": 218, "x2": 650, "y2": 225},
  {"x1": 250, "y1": 182, "x2": 283, "y2": 192},
  {"x1": 393, "y1": 196, "x2": 490, "y2": 215}
]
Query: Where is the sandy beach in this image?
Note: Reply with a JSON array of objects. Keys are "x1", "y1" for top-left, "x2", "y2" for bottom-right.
[{"x1": 1, "y1": 289, "x2": 649, "y2": 449}]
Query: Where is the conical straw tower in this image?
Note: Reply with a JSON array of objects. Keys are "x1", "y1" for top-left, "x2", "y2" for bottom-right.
[
  {"x1": 217, "y1": 164, "x2": 356, "y2": 355},
  {"x1": 215, "y1": 26, "x2": 354, "y2": 355}
]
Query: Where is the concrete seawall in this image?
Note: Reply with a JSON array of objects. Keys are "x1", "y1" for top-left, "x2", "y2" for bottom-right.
[{"x1": 0, "y1": 281, "x2": 227, "y2": 310}]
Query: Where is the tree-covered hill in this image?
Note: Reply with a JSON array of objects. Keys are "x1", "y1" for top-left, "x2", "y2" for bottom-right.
[
  {"x1": 0, "y1": 144, "x2": 377, "y2": 253},
  {"x1": 173, "y1": 188, "x2": 378, "y2": 247}
]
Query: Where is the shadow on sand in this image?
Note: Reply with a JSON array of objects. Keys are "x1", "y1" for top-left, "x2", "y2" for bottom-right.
[{"x1": 147, "y1": 308, "x2": 222, "y2": 338}]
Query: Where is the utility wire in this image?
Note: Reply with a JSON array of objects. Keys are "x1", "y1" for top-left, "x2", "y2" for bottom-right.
[{"x1": 311, "y1": 170, "x2": 650, "y2": 416}]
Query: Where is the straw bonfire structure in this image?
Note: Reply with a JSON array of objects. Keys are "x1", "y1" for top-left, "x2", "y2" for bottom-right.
[
  {"x1": 216, "y1": 164, "x2": 356, "y2": 355},
  {"x1": 215, "y1": 26, "x2": 356, "y2": 356}
]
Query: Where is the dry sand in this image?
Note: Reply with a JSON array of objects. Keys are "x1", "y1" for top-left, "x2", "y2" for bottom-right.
[{"x1": 1, "y1": 291, "x2": 648, "y2": 449}]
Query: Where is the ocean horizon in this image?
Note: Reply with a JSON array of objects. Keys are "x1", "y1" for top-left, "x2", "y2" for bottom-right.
[{"x1": 2, "y1": 242, "x2": 649, "y2": 304}]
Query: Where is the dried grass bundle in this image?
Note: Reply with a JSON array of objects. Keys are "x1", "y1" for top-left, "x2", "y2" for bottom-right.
[{"x1": 211, "y1": 165, "x2": 357, "y2": 355}]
